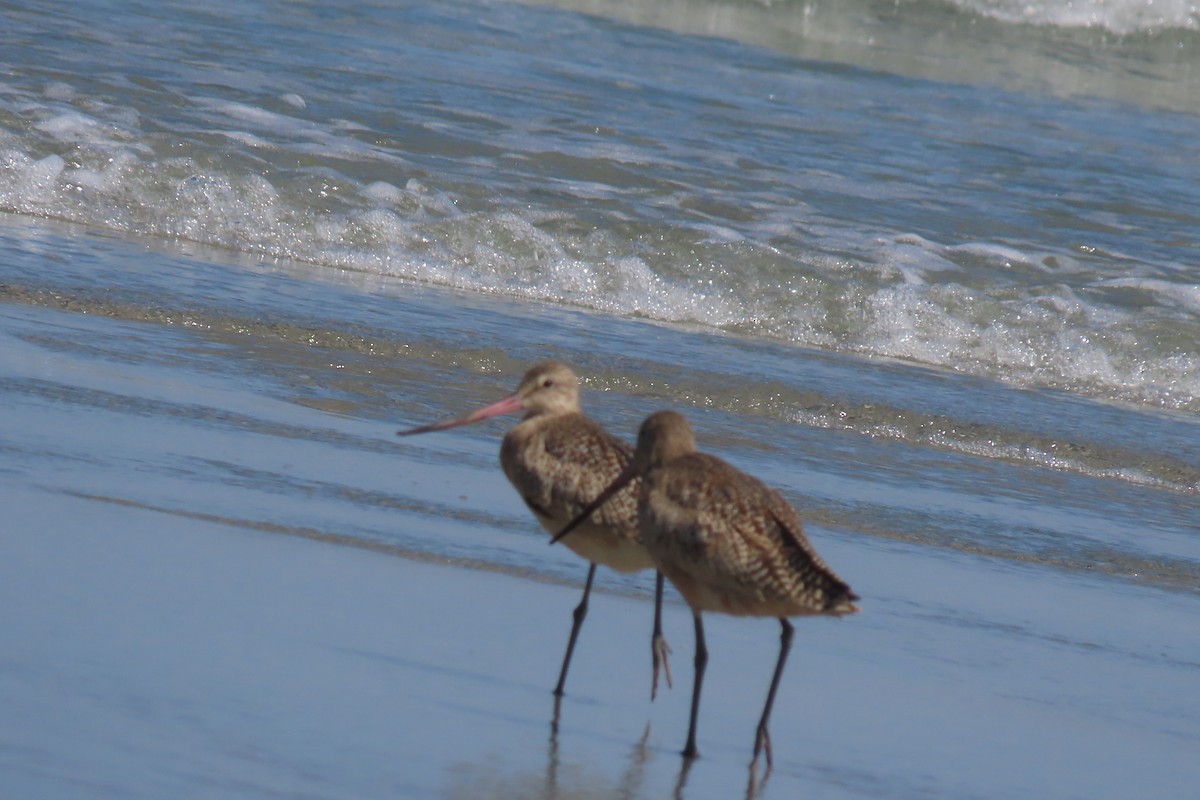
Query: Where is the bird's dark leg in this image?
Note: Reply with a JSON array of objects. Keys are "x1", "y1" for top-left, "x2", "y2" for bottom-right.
[
  {"x1": 682, "y1": 611, "x2": 707, "y2": 760},
  {"x1": 751, "y1": 618, "x2": 794, "y2": 771},
  {"x1": 553, "y1": 563, "x2": 596, "y2": 697},
  {"x1": 651, "y1": 570, "x2": 673, "y2": 700}
]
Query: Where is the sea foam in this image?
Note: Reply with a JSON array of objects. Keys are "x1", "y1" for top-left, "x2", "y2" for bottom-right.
[{"x1": 951, "y1": 0, "x2": 1200, "y2": 34}]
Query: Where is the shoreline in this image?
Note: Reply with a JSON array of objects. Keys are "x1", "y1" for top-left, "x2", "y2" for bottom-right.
[
  {"x1": 3, "y1": 233, "x2": 1199, "y2": 799},
  {"x1": 6, "y1": 476, "x2": 1200, "y2": 799}
]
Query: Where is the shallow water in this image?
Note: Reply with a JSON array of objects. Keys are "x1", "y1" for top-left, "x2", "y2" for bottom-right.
[
  {"x1": 3, "y1": 232, "x2": 1200, "y2": 799},
  {"x1": 3, "y1": 216, "x2": 1196, "y2": 590}
]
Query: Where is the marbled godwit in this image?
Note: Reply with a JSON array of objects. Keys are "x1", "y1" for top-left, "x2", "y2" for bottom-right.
[
  {"x1": 396, "y1": 361, "x2": 672, "y2": 699},
  {"x1": 553, "y1": 409, "x2": 858, "y2": 769}
]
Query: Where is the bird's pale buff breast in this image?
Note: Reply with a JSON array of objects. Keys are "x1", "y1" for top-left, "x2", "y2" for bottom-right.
[{"x1": 502, "y1": 412, "x2": 653, "y2": 573}]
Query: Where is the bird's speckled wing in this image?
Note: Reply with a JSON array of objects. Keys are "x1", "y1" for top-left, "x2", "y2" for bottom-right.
[
  {"x1": 647, "y1": 452, "x2": 855, "y2": 614},
  {"x1": 501, "y1": 412, "x2": 640, "y2": 535}
]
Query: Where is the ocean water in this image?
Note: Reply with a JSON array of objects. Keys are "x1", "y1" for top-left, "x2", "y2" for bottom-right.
[
  {"x1": 5, "y1": 0, "x2": 1200, "y2": 412},
  {"x1": 2, "y1": 0, "x2": 1199, "y2": 797}
]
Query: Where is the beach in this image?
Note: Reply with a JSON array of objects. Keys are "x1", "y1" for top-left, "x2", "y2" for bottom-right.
[
  {"x1": 3, "y1": 0, "x2": 1199, "y2": 796},
  {"x1": 3, "y1": 235, "x2": 1199, "y2": 798}
]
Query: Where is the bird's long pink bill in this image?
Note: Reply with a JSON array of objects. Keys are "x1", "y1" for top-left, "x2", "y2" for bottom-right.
[
  {"x1": 396, "y1": 393, "x2": 524, "y2": 436},
  {"x1": 550, "y1": 461, "x2": 638, "y2": 545}
]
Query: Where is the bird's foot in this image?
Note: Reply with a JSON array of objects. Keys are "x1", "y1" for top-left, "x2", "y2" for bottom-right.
[
  {"x1": 750, "y1": 724, "x2": 773, "y2": 773},
  {"x1": 651, "y1": 632, "x2": 673, "y2": 700}
]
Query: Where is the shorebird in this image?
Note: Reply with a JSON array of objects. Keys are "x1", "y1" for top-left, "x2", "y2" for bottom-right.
[
  {"x1": 396, "y1": 361, "x2": 672, "y2": 699},
  {"x1": 553, "y1": 409, "x2": 858, "y2": 769}
]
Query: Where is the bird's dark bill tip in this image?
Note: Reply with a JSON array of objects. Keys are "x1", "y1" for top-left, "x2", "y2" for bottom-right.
[{"x1": 396, "y1": 421, "x2": 451, "y2": 436}]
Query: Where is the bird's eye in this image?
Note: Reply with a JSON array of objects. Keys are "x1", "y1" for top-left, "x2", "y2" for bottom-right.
[{"x1": 542, "y1": 378, "x2": 554, "y2": 388}]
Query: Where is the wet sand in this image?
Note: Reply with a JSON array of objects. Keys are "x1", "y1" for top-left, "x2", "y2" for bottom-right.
[{"x1": 3, "y1": 291, "x2": 1200, "y2": 800}]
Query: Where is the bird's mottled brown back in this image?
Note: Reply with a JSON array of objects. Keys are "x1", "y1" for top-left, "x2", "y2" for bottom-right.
[
  {"x1": 502, "y1": 411, "x2": 641, "y2": 537},
  {"x1": 642, "y1": 452, "x2": 857, "y2": 617}
]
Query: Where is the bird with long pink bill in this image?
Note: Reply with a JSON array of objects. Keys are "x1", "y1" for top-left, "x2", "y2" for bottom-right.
[
  {"x1": 553, "y1": 409, "x2": 858, "y2": 771},
  {"x1": 397, "y1": 360, "x2": 672, "y2": 701}
]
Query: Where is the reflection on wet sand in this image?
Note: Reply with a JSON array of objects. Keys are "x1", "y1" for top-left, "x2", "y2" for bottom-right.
[
  {"x1": 447, "y1": 700, "x2": 771, "y2": 800},
  {"x1": 444, "y1": 714, "x2": 653, "y2": 799},
  {"x1": 672, "y1": 750, "x2": 769, "y2": 800}
]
